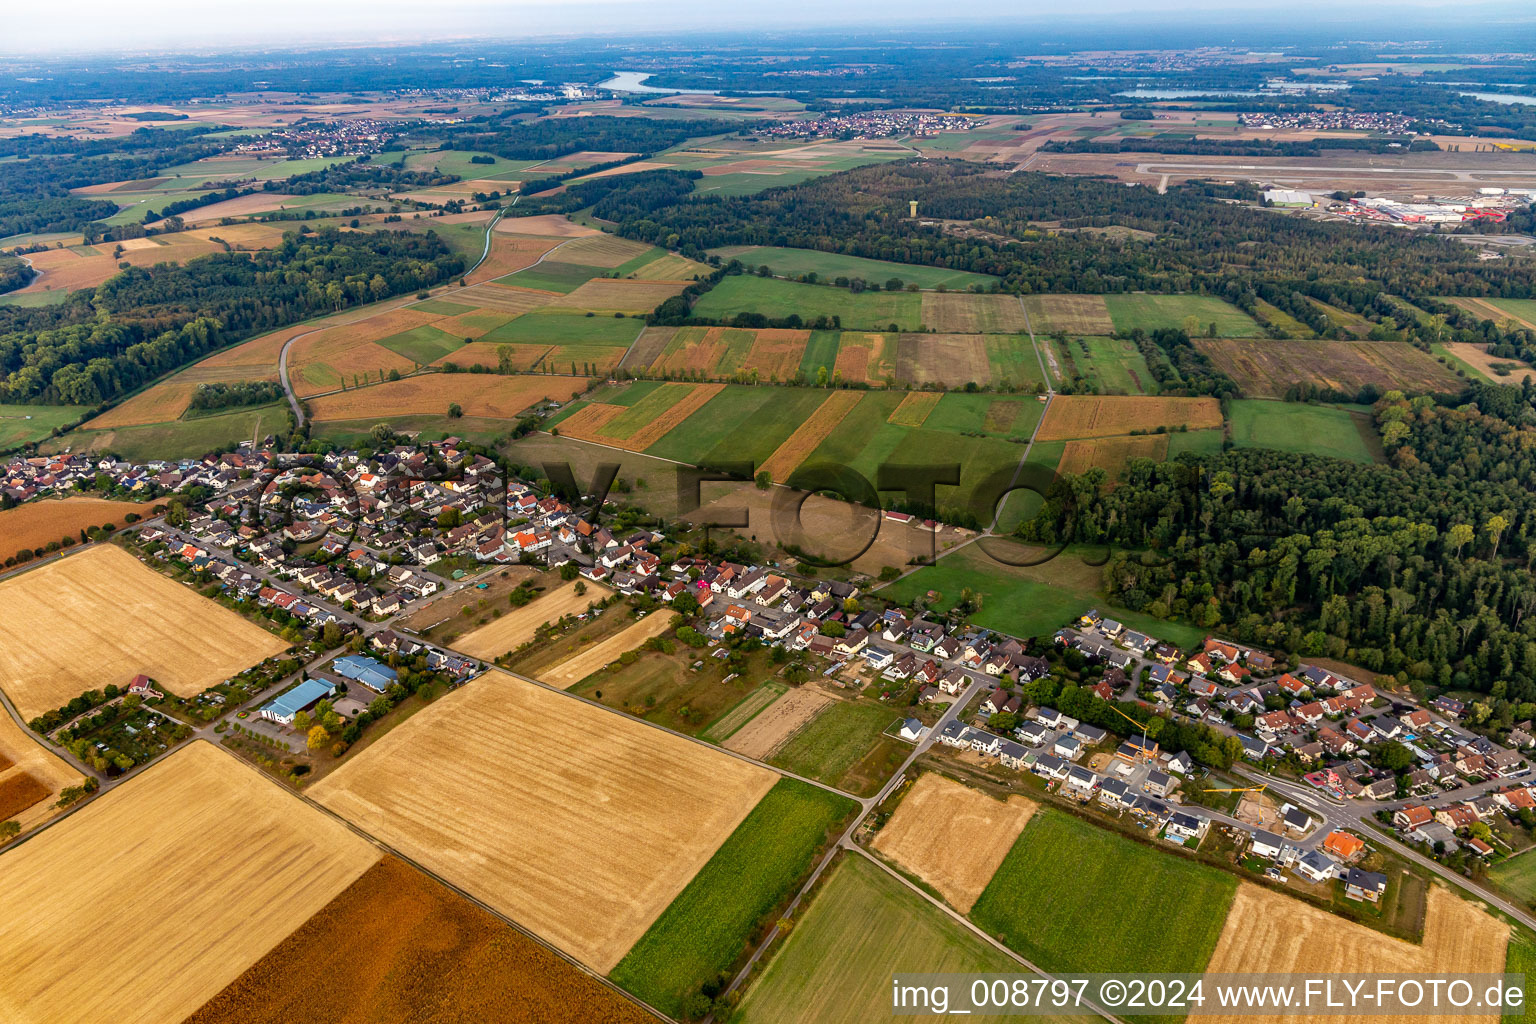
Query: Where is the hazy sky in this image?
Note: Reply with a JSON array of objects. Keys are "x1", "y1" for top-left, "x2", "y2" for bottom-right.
[{"x1": 7, "y1": 0, "x2": 1533, "y2": 55}]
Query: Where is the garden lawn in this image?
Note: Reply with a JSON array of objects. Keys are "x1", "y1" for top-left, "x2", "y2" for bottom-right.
[
  {"x1": 609, "y1": 779, "x2": 856, "y2": 1016},
  {"x1": 971, "y1": 809, "x2": 1237, "y2": 974},
  {"x1": 690, "y1": 275, "x2": 921, "y2": 332},
  {"x1": 1228, "y1": 400, "x2": 1378, "y2": 463}
]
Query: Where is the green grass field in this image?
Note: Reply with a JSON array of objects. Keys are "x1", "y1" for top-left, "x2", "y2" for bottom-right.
[
  {"x1": 400, "y1": 149, "x2": 540, "y2": 181},
  {"x1": 1228, "y1": 400, "x2": 1378, "y2": 463},
  {"x1": 798, "y1": 330, "x2": 841, "y2": 381},
  {"x1": 609, "y1": 779, "x2": 857, "y2": 1016},
  {"x1": 1053, "y1": 335, "x2": 1156, "y2": 394},
  {"x1": 1103, "y1": 293, "x2": 1263, "y2": 337},
  {"x1": 0, "y1": 403, "x2": 91, "y2": 450},
  {"x1": 710, "y1": 246, "x2": 997, "y2": 291},
  {"x1": 480, "y1": 311, "x2": 638, "y2": 346},
  {"x1": 495, "y1": 260, "x2": 607, "y2": 293},
  {"x1": 1491, "y1": 853, "x2": 1536, "y2": 907},
  {"x1": 1166, "y1": 428, "x2": 1225, "y2": 458},
  {"x1": 880, "y1": 541, "x2": 1207, "y2": 648},
  {"x1": 44, "y1": 402, "x2": 289, "y2": 461},
  {"x1": 738, "y1": 854, "x2": 1079, "y2": 1024},
  {"x1": 408, "y1": 298, "x2": 479, "y2": 316},
  {"x1": 691, "y1": 275, "x2": 922, "y2": 331},
  {"x1": 1504, "y1": 927, "x2": 1536, "y2": 1021},
  {"x1": 971, "y1": 809, "x2": 1237, "y2": 974},
  {"x1": 603, "y1": 383, "x2": 697, "y2": 440},
  {"x1": 376, "y1": 324, "x2": 464, "y2": 365},
  {"x1": 770, "y1": 699, "x2": 900, "y2": 792}
]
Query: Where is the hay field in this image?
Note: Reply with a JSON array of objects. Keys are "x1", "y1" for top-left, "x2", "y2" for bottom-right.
[
  {"x1": 466, "y1": 234, "x2": 565, "y2": 285},
  {"x1": 724, "y1": 686, "x2": 835, "y2": 760},
  {"x1": 1448, "y1": 296, "x2": 1536, "y2": 330},
  {"x1": 1443, "y1": 341, "x2": 1536, "y2": 384},
  {"x1": 0, "y1": 709, "x2": 80, "y2": 831},
  {"x1": 1037, "y1": 395, "x2": 1223, "y2": 441},
  {"x1": 0, "y1": 544, "x2": 288, "y2": 720},
  {"x1": 308, "y1": 373, "x2": 588, "y2": 422},
  {"x1": 310, "y1": 670, "x2": 777, "y2": 972},
  {"x1": 83, "y1": 378, "x2": 203, "y2": 428},
  {"x1": 453, "y1": 580, "x2": 613, "y2": 660},
  {"x1": 558, "y1": 233, "x2": 656, "y2": 268},
  {"x1": 1023, "y1": 294, "x2": 1115, "y2": 335},
  {"x1": 895, "y1": 333, "x2": 993, "y2": 388},
  {"x1": 547, "y1": 278, "x2": 690, "y2": 314},
  {"x1": 183, "y1": 856, "x2": 660, "y2": 1024},
  {"x1": 873, "y1": 774, "x2": 1037, "y2": 913},
  {"x1": 1202, "y1": 883, "x2": 1507, "y2": 1024},
  {"x1": 1057, "y1": 433, "x2": 1170, "y2": 477},
  {"x1": 888, "y1": 390, "x2": 942, "y2": 428},
  {"x1": 758, "y1": 389, "x2": 864, "y2": 482},
  {"x1": 0, "y1": 497, "x2": 148, "y2": 563},
  {"x1": 920, "y1": 292, "x2": 1028, "y2": 333},
  {"x1": 0, "y1": 742, "x2": 379, "y2": 1024},
  {"x1": 458, "y1": 282, "x2": 559, "y2": 314},
  {"x1": 630, "y1": 253, "x2": 710, "y2": 281},
  {"x1": 540, "y1": 611, "x2": 681, "y2": 689},
  {"x1": 495, "y1": 214, "x2": 601, "y2": 238}
]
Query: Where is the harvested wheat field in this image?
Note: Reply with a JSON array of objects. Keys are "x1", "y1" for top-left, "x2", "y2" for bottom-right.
[
  {"x1": 548, "y1": 278, "x2": 690, "y2": 315},
  {"x1": 457, "y1": 282, "x2": 559, "y2": 314},
  {"x1": 495, "y1": 214, "x2": 601, "y2": 238},
  {"x1": 466, "y1": 234, "x2": 566, "y2": 285},
  {"x1": 15, "y1": 247, "x2": 119, "y2": 294},
  {"x1": 1023, "y1": 294, "x2": 1115, "y2": 335},
  {"x1": 741, "y1": 329, "x2": 811, "y2": 379},
  {"x1": 540, "y1": 611, "x2": 681, "y2": 689},
  {"x1": 759, "y1": 389, "x2": 864, "y2": 482},
  {"x1": 0, "y1": 710, "x2": 81, "y2": 831},
  {"x1": 1037, "y1": 395, "x2": 1223, "y2": 441},
  {"x1": 834, "y1": 332, "x2": 894, "y2": 385},
  {"x1": 557, "y1": 233, "x2": 655, "y2": 268},
  {"x1": 289, "y1": 310, "x2": 440, "y2": 395},
  {"x1": 83, "y1": 378, "x2": 203, "y2": 428},
  {"x1": 0, "y1": 497, "x2": 148, "y2": 563},
  {"x1": 0, "y1": 544, "x2": 289, "y2": 720},
  {"x1": 0, "y1": 742, "x2": 379, "y2": 1024},
  {"x1": 724, "y1": 685, "x2": 835, "y2": 760},
  {"x1": 309, "y1": 374, "x2": 588, "y2": 422},
  {"x1": 183, "y1": 856, "x2": 660, "y2": 1024},
  {"x1": 629, "y1": 253, "x2": 710, "y2": 281},
  {"x1": 921, "y1": 292, "x2": 1027, "y2": 334},
  {"x1": 553, "y1": 402, "x2": 626, "y2": 443},
  {"x1": 896, "y1": 333, "x2": 992, "y2": 388},
  {"x1": 1444, "y1": 342, "x2": 1536, "y2": 385},
  {"x1": 1057, "y1": 434, "x2": 1170, "y2": 477},
  {"x1": 310, "y1": 670, "x2": 777, "y2": 972},
  {"x1": 873, "y1": 773, "x2": 1037, "y2": 913},
  {"x1": 454, "y1": 580, "x2": 614, "y2": 660},
  {"x1": 182, "y1": 193, "x2": 304, "y2": 223},
  {"x1": 1202, "y1": 883, "x2": 1507, "y2": 1024},
  {"x1": 888, "y1": 390, "x2": 942, "y2": 428}
]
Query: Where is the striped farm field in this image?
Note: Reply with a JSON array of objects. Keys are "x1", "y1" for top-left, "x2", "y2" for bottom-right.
[
  {"x1": 700, "y1": 681, "x2": 790, "y2": 743},
  {"x1": 1057, "y1": 433, "x2": 1170, "y2": 477},
  {"x1": 652, "y1": 326, "x2": 754, "y2": 375},
  {"x1": 0, "y1": 742, "x2": 378, "y2": 1024},
  {"x1": 628, "y1": 253, "x2": 710, "y2": 281},
  {"x1": 308, "y1": 373, "x2": 588, "y2": 423},
  {"x1": 1447, "y1": 296, "x2": 1536, "y2": 331},
  {"x1": 893, "y1": 333, "x2": 1015, "y2": 389},
  {"x1": 1023, "y1": 294, "x2": 1115, "y2": 335},
  {"x1": 555, "y1": 382, "x2": 725, "y2": 452},
  {"x1": 310, "y1": 670, "x2": 776, "y2": 973},
  {"x1": 920, "y1": 292, "x2": 1027, "y2": 333},
  {"x1": 455, "y1": 282, "x2": 558, "y2": 314},
  {"x1": 620, "y1": 326, "x2": 677, "y2": 369},
  {"x1": 556, "y1": 233, "x2": 657, "y2": 268},
  {"x1": 545, "y1": 278, "x2": 690, "y2": 315},
  {"x1": 741, "y1": 329, "x2": 811, "y2": 379},
  {"x1": 1037, "y1": 395, "x2": 1223, "y2": 441},
  {"x1": 434, "y1": 341, "x2": 549, "y2": 371},
  {"x1": 758, "y1": 389, "x2": 864, "y2": 482},
  {"x1": 888, "y1": 390, "x2": 942, "y2": 427},
  {"x1": 289, "y1": 309, "x2": 440, "y2": 395}
]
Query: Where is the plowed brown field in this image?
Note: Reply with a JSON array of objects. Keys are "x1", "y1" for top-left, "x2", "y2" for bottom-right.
[
  {"x1": 1057, "y1": 434, "x2": 1170, "y2": 477},
  {"x1": 183, "y1": 856, "x2": 661, "y2": 1024},
  {"x1": 921, "y1": 293, "x2": 1028, "y2": 333},
  {"x1": 1023, "y1": 294, "x2": 1115, "y2": 335}
]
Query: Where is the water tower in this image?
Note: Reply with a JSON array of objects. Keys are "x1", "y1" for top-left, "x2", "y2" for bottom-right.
[{"x1": 909, "y1": 200, "x2": 919, "y2": 218}]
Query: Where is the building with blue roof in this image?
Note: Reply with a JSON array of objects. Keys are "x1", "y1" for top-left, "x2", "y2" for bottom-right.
[
  {"x1": 260, "y1": 678, "x2": 337, "y2": 726},
  {"x1": 332, "y1": 654, "x2": 399, "y2": 692}
]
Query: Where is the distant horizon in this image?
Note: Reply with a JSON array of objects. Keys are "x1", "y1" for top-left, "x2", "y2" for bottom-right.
[{"x1": 8, "y1": 1, "x2": 1536, "y2": 59}]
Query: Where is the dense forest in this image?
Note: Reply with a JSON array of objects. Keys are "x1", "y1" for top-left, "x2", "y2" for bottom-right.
[
  {"x1": 438, "y1": 114, "x2": 744, "y2": 162},
  {"x1": 0, "y1": 227, "x2": 462, "y2": 406},
  {"x1": 1022, "y1": 385, "x2": 1536, "y2": 708}
]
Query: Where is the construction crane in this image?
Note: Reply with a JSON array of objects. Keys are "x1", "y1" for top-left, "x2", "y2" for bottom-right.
[
  {"x1": 1105, "y1": 701, "x2": 1153, "y2": 759},
  {"x1": 1203, "y1": 783, "x2": 1268, "y2": 795}
]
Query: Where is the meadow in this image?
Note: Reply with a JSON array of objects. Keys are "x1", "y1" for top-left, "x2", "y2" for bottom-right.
[
  {"x1": 769, "y1": 699, "x2": 901, "y2": 795},
  {"x1": 609, "y1": 779, "x2": 856, "y2": 1016},
  {"x1": 1102, "y1": 293, "x2": 1262, "y2": 337},
  {"x1": 970, "y1": 809, "x2": 1237, "y2": 975},
  {"x1": 1228, "y1": 400, "x2": 1379, "y2": 463},
  {"x1": 41, "y1": 402, "x2": 289, "y2": 461},
  {"x1": 1052, "y1": 335, "x2": 1156, "y2": 394},
  {"x1": 736, "y1": 855, "x2": 1070, "y2": 1024},
  {"x1": 690, "y1": 275, "x2": 922, "y2": 331},
  {"x1": 710, "y1": 245, "x2": 997, "y2": 290},
  {"x1": 0, "y1": 403, "x2": 89, "y2": 450}
]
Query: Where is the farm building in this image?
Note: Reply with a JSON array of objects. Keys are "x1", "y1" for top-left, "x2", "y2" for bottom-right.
[
  {"x1": 260, "y1": 679, "x2": 337, "y2": 726},
  {"x1": 332, "y1": 654, "x2": 399, "y2": 692}
]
